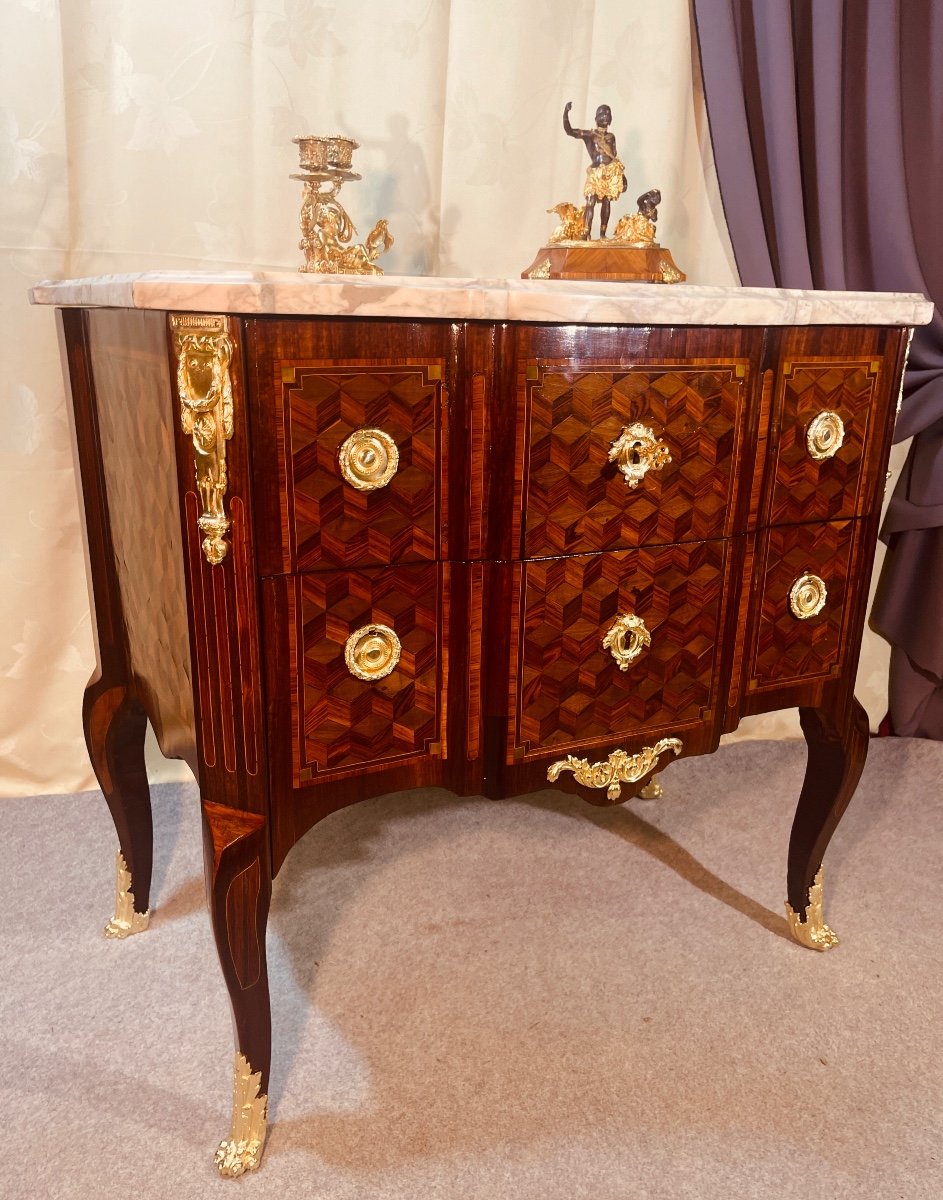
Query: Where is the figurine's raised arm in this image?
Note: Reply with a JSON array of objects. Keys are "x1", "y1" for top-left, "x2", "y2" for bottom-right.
[{"x1": 563, "y1": 101, "x2": 585, "y2": 139}]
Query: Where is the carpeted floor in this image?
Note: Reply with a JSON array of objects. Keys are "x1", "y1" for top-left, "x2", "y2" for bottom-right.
[{"x1": 2, "y1": 736, "x2": 941, "y2": 1198}]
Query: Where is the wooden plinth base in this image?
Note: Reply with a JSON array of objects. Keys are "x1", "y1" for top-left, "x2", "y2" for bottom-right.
[{"x1": 522, "y1": 242, "x2": 686, "y2": 283}]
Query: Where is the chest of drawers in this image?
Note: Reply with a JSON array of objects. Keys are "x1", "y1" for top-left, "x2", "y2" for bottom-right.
[{"x1": 33, "y1": 273, "x2": 930, "y2": 1175}]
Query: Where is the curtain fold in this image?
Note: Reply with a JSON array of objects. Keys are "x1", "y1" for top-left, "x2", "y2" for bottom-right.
[{"x1": 693, "y1": 0, "x2": 943, "y2": 737}]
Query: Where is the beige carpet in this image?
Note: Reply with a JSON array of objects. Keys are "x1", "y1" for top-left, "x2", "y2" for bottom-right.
[{"x1": 2, "y1": 737, "x2": 941, "y2": 1198}]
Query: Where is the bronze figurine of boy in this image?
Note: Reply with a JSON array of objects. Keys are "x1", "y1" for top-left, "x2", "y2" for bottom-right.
[{"x1": 563, "y1": 101, "x2": 627, "y2": 239}]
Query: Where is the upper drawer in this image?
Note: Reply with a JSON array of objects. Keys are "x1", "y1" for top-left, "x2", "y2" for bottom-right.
[
  {"x1": 247, "y1": 318, "x2": 451, "y2": 574},
  {"x1": 514, "y1": 327, "x2": 761, "y2": 559},
  {"x1": 764, "y1": 327, "x2": 899, "y2": 527}
]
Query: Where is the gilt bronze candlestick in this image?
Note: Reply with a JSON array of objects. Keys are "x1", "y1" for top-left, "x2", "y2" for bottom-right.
[{"x1": 292, "y1": 135, "x2": 393, "y2": 275}]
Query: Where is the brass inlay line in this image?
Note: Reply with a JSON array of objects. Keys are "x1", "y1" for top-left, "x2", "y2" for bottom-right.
[
  {"x1": 104, "y1": 852, "x2": 149, "y2": 939},
  {"x1": 231, "y1": 498, "x2": 260, "y2": 777},
  {"x1": 214, "y1": 1052, "x2": 268, "y2": 1177},
  {"x1": 172, "y1": 314, "x2": 234, "y2": 566},
  {"x1": 214, "y1": 567, "x2": 237, "y2": 773},
  {"x1": 786, "y1": 867, "x2": 839, "y2": 951},
  {"x1": 548, "y1": 738, "x2": 683, "y2": 802}
]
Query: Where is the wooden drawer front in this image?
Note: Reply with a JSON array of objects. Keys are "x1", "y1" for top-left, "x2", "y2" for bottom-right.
[
  {"x1": 277, "y1": 363, "x2": 444, "y2": 571},
  {"x1": 748, "y1": 521, "x2": 858, "y2": 691},
  {"x1": 521, "y1": 359, "x2": 748, "y2": 558},
  {"x1": 509, "y1": 540, "x2": 730, "y2": 762},
  {"x1": 289, "y1": 563, "x2": 445, "y2": 783},
  {"x1": 767, "y1": 347, "x2": 887, "y2": 527}
]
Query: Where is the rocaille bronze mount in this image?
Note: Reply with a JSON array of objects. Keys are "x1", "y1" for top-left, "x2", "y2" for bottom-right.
[{"x1": 292, "y1": 135, "x2": 393, "y2": 275}]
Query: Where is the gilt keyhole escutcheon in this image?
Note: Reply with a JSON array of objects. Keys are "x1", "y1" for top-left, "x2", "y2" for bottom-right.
[{"x1": 608, "y1": 423, "x2": 671, "y2": 489}]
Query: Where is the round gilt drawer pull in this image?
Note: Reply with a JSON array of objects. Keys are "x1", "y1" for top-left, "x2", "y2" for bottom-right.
[
  {"x1": 608, "y1": 422, "x2": 671, "y2": 489},
  {"x1": 789, "y1": 574, "x2": 828, "y2": 620},
  {"x1": 338, "y1": 427, "x2": 399, "y2": 490},
  {"x1": 602, "y1": 612, "x2": 651, "y2": 670},
  {"x1": 806, "y1": 410, "x2": 845, "y2": 460},
  {"x1": 344, "y1": 624, "x2": 401, "y2": 681}
]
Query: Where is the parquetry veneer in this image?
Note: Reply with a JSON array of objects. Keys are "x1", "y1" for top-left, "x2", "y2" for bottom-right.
[{"x1": 34, "y1": 272, "x2": 930, "y2": 1175}]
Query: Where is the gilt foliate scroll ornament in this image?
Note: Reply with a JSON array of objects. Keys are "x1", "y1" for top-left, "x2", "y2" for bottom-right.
[
  {"x1": 103, "y1": 851, "x2": 149, "y2": 938},
  {"x1": 345, "y1": 624, "x2": 401, "y2": 682},
  {"x1": 338, "y1": 427, "x2": 399, "y2": 490},
  {"x1": 214, "y1": 1052, "x2": 268, "y2": 1176},
  {"x1": 602, "y1": 612, "x2": 651, "y2": 670},
  {"x1": 172, "y1": 315, "x2": 234, "y2": 566},
  {"x1": 547, "y1": 738, "x2": 683, "y2": 802},
  {"x1": 806, "y1": 410, "x2": 845, "y2": 460},
  {"x1": 789, "y1": 573, "x2": 827, "y2": 620},
  {"x1": 608, "y1": 422, "x2": 671, "y2": 488},
  {"x1": 292, "y1": 135, "x2": 393, "y2": 275},
  {"x1": 785, "y1": 867, "x2": 839, "y2": 951}
]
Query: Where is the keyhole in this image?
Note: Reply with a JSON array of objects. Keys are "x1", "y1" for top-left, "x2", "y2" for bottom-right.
[{"x1": 629, "y1": 442, "x2": 643, "y2": 465}]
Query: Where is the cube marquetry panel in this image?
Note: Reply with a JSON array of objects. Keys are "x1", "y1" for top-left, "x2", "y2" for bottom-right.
[
  {"x1": 291, "y1": 563, "x2": 445, "y2": 782},
  {"x1": 521, "y1": 361, "x2": 748, "y2": 557},
  {"x1": 281, "y1": 363, "x2": 444, "y2": 571},
  {"x1": 749, "y1": 521, "x2": 857, "y2": 691},
  {"x1": 768, "y1": 358, "x2": 881, "y2": 526},
  {"x1": 510, "y1": 540, "x2": 729, "y2": 761}
]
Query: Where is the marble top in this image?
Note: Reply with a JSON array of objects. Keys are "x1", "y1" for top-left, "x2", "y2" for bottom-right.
[{"x1": 29, "y1": 271, "x2": 934, "y2": 327}]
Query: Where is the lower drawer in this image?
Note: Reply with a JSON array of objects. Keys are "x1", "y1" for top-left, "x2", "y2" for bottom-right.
[
  {"x1": 268, "y1": 562, "x2": 447, "y2": 786},
  {"x1": 747, "y1": 519, "x2": 860, "y2": 692},
  {"x1": 506, "y1": 539, "x2": 737, "y2": 763}
]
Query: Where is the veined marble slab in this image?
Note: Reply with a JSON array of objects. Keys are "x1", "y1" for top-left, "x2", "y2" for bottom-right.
[{"x1": 29, "y1": 270, "x2": 934, "y2": 326}]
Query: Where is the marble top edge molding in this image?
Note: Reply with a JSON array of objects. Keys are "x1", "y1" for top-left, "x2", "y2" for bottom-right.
[{"x1": 29, "y1": 271, "x2": 934, "y2": 327}]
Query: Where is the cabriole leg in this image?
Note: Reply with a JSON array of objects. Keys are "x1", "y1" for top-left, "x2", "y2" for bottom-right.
[
  {"x1": 84, "y1": 678, "x2": 153, "y2": 937},
  {"x1": 202, "y1": 799, "x2": 272, "y2": 1177},
  {"x1": 786, "y1": 698, "x2": 869, "y2": 950}
]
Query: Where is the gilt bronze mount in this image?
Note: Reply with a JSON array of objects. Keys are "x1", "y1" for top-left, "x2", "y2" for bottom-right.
[
  {"x1": 548, "y1": 738, "x2": 683, "y2": 803},
  {"x1": 292, "y1": 135, "x2": 393, "y2": 275},
  {"x1": 785, "y1": 867, "x2": 839, "y2": 951},
  {"x1": 104, "y1": 851, "x2": 150, "y2": 938},
  {"x1": 214, "y1": 1052, "x2": 269, "y2": 1176}
]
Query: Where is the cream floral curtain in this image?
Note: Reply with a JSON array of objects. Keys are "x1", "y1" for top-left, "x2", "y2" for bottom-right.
[{"x1": 0, "y1": 0, "x2": 897, "y2": 797}]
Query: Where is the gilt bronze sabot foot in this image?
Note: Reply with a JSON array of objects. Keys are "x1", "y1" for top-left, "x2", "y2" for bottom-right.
[{"x1": 785, "y1": 866, "x2": 839, "y2": 951}]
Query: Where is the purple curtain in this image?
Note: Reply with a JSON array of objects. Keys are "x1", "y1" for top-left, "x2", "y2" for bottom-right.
[{"x1": 693, "y1": 0, "x2": 943, "y2": 737}]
